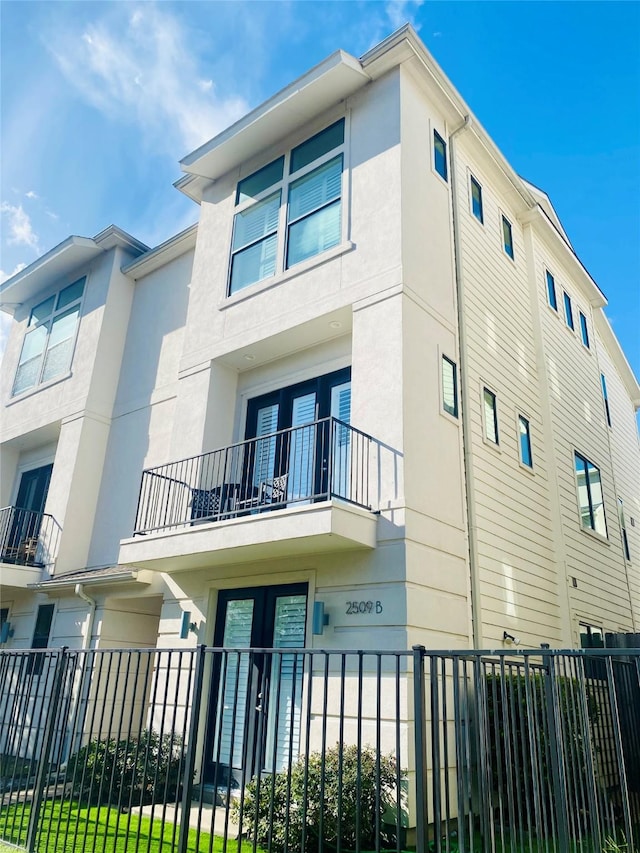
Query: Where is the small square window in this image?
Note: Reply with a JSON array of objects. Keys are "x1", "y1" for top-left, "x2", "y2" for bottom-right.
[
  {"x1": 442, "y1": 355, "x2": 458, "y2": 417},
  {"x1": 470, "y1": 176, "x2": 484, "y2": 223},
  {"x1": 502, "y1": 216, "x2": 514, "y2": 260},
  {"x1": 563, "y1": 292, "x2": 574, "y2": 330},
  {"x1": 546, "y1": 270, "x2": 557, "y2": 310},
  {"x1": 518, "y1": 415, "x2": 533, "y2": 467},
  {"x1": 574, "y1": 451, "x2": 607, "y2": 537},
  {"x1": 579, "y1": 312, "x2": 590, "y2": 348},
  {"x1": 483, "y1": 387, "x2": 499, "y2": 444},
  {"x1": 434, "y1": 130, "x2": 447, "y2": 181}
]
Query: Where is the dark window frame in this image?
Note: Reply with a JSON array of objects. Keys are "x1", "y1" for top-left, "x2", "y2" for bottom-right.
[
  {"x1": 441, "y1": 355, "x2": 458, "y2": 418},
  {"x1": 502, "y1": 215, "x2": 514, "y2": 260},
  {"x1": 470, "y1": 175, "x2": 484, "y2": 224},
  {"x1": 433, "y1": 130, "x2": 448, "y2": 181},
  {"x1": 574, "y1": 451, "x2": 608, "y2": 537},
  {"x1": 546, "y1": 270, "x2": 558, "y2": 310},
  {"x1": 563, "y1": 291, "x2": 574, "y2": 330},
  {"x1": 483, "y1": 387, "x2": 499, "y2": 445},
  {"x1": 579, "y1": 311, "x2": 590, "y2": 348},
  {"x1": 518, "y1": 415, "x2": 533, "y2": 468}
]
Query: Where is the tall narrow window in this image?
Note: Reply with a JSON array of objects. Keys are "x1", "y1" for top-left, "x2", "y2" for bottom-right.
[
  {"x1": 601, "y1": 373, "x2": 611, "y2": 427},
  {"x1": 518, "y1": 416, "x2": 533, "y2": 467},
  {"x1": 618, "y1": 499, "x2": 631, "y2": 561},
  {"x1": 470, "y1": 176, "x2": 484, "y2": 223},
  {"x1": 563, "y1": 292, "x2": 574, "y2": 330},
  {"x1": 483, "y1": 388, "x2": 499, "y2": 444},
  {"x1": 574, "y1": 452, "x2": 607, "y2": 537},
  {"x1": 28, "y1": 603, "x2": 55, "y2": 675},
  {"x1": 579, "y1": 312, "x2": 590, "y2": 348},
  {"x1": 13, "y1": 279, "x2": 85, "y2": 396},
  {"x1": 433, "y1": 130, "x2": 447, "y2": 181},
  {"x1": 502, "y1": 216, "x2": 514, "y2": 260},
  {"x1": 441, "y1": 356, "x2": 458, "y2": 417},
  {"x1": 546, "y1": 270, "x2": 557, "y2": 310}
]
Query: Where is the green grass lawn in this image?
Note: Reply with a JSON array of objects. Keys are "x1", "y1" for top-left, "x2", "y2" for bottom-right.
[{"x1": 0, "y1": 800, "x2": 258, "y2": 853}]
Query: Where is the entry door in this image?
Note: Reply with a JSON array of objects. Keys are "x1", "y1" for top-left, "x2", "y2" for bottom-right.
[
  {"x1": 206, "y1": 583, "x2": 307, "y2": 787},
  {"x1": 4, "y1": 465, "x2": 52, "y2": 562}
]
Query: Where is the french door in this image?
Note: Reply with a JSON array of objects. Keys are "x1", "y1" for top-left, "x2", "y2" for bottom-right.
[
  {"x1": 244, "y1": 368, "x2": 351, "y2": 505},
  {"x1": 205, "y1": 583, "x2": 308, "y2": 787},
  {"x1": 3, "y1": 464, "x2": 52, "y2": 564}
]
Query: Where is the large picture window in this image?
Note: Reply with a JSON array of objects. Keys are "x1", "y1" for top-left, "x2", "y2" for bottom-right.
[
  {"x1": 13, "y1": 278, "x2": 85, "y2": 396},
  {"x1": 229, "y1": 120, "x2": 345, "y2": 295}
]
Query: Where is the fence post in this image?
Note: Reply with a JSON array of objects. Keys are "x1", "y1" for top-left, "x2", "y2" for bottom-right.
[
  {"x1": 26, "y1": 647, "x2": 69, "y2": 853},
  {"x1": 177, "y1": 644, "x2": 207, "y2": 853},
  {"x1": 412, "y1": 645, "x2": 427, "y2": 853},
  {"x1": 543, "y1": 654, "x2": 570, "y2": 853}
]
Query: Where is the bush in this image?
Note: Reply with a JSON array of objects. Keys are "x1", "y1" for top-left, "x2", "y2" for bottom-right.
[
  {"x1": 67, "y1": 729, "x2": 185, "y2": 807},
  {"x1": 234, "y1": 743, "x2": 402, "y2": 853}
]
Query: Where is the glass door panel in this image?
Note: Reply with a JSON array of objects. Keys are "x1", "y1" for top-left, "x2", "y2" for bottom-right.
[
  {"x1": 252, "y1": 403, "x2": 279, "y2": 493},
  {"x1": 287, "y1": 392, "x2": 317, "y2": 503},
  {"x1": 330, "y1": 381, "x2": 351, "y2": 498},
  {"x1": 264, "y1": 594, "x2": 306, "y2": 771}
]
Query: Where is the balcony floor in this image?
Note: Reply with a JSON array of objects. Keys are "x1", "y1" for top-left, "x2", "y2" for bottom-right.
[
  {"x1": 118, "y1": 500, "x2": 377, "y2": 572},
  {"x1": 0, "y1": 561, "x2": 43, "y2": 589}
]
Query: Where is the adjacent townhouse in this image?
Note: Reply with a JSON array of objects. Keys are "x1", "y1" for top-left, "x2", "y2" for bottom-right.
[{"x1": 1, "y1": 24, "x2": 639, "y2": 785}]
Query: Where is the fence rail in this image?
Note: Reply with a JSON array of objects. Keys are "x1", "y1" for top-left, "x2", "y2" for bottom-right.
[
  {"x1": 134, "y1": 417, "x2": 373, "y2": 535},
  {"x1": 0, "y1": 646, "x2": 638, "y2": 853}
]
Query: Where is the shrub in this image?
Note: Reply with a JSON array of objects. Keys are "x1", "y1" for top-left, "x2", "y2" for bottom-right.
[
  {"x1": 234, "y1": 743, "x2": 403, "y2": 853},
  {"x1": 67, "y1": 729, "x2": 185, "y2": 807}
]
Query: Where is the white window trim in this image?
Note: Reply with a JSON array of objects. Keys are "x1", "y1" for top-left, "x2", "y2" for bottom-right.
[
  {"x1": 573, "y1": 449, "x2": 609, "y2": 542},
  {"x1": 480, "y1": 382, "x2": 500, "y2": 449},
  {"x1": 544, "y1": 268, "x2": 558, "y2": 312},
  {"x1": 469, "y1": 172, "x2": 485, "y2": 226},
  {"x1": 578, "y1": 308, "x2": 591, "y2": 350},
  {"x1": 499, "y1": 211, "x2": 515, "y2": 262},
  {"x1": 515, "y1": 410, "x2": 534, "y2": 473},
  {"x1": 431, "y1": 122, "x2": 449, "y2": 185},
  {"x1": 226, "y1": 115, "x2": 350, "y2": 299}
]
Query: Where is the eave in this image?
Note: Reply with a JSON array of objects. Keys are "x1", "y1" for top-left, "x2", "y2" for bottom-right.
[
  {"x1": 594, "y1": 311, "x2": 640, "y2": 408},
  {"x1": 122, "y1": 223, "x2": 198, "y2": 281}
]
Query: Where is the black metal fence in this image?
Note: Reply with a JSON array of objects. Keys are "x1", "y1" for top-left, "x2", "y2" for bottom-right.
[
  {"x1": 134, "y1": 417, "x2": 373, "y2": 535},
  {"x1": 0, "y1": 646, "x2": 638, "y2": 853},
  {"x1": 0, "y1": 506, "x2": 59, "y2": 568}
]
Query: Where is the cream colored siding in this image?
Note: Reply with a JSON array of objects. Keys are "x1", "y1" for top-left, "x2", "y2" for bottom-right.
[
  {"x1": 453, "y1": 139, "x2": 561, "y2": 648},
  {"x1": 531, "y1": 233, "x2": 635, "y2": 637}
]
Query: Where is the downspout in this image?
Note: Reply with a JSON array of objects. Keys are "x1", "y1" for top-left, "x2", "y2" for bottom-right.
[
  {"x1": 75, "y1": 583, "x2": 96, "y2": 651},
  {"x1": 448, "y1": 115, "x2": 484, "y2": 647}
]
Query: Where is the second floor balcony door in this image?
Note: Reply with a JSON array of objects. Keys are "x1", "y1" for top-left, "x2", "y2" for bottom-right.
[
  {"x1": 2, "y1": 464, "x2": 52, "y2": 565},
  {"x1": 245, "y1": 367, "x2": 351, "y2": 507}
]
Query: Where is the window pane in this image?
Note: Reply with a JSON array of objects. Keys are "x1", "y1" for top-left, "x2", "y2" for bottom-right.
[
  {"x1": 471, "y1": 177, "x2": 483, "y2": 223},
  {"x1": 57, "y1": 278, "x2": 85, "y2": 310},
  {"x1": 288, "y1": 156, "x2": 342, "y2": 223},
  {"x1": 13, "y1": 326, "x2": 48, "y2": 395},
  {"x1": 575, "y1": 454, "x2": 591, "y2": 528},
  {"x1": 434, "y1": 131, "x2": 447, "y2": 180},
  {"x1": 586, "y1": 460, "x2": 607, "y2": 536},
  {"x1": 579, "y1": 312, "x2": 590, "y2": 347},
  {"x1": 18, "y1": 325, "x2": 48, "y2": 366},
  {"x1": 232, "y1": 191, "x2": 281, "y2": 251},
  {"x1": 41, "y1": 307, "x2": 80, "y2": 383},
  {"x1": 564, "y1": 292, "x2": 574, "y2": 329},
  {"x1": 29, "y1": 296, "x2": 55, "y2": 327},
  {"x1": 546, "y1": 271, "x2": 557, "y2": 310},
  {"x1": 13, "y1": 356, "x2": 43, "y2": 396},
  {"x1": 230, "y1": 233, "x2": 278, "y2": 293},
  {"x1": 47, "y1": 306, "x2": 79, "y2": 349},
  {"x1": 518, "y1": 416, "x2": 532, "y2": 467},
  {"x1": 502, "y1": 217, "x2": 514, "y2": 259},
  {"x1": 237, "y1": 157, "x2": 284, "y2": 204},
  {"x1": 483, "y1": 388, "x2": 498, "y2": 443},
  {"x1": 287, "y1": 200, "x2": 341, "y2": 267},
  {"x1": 601, "y1": 374, "x2": 611, "y2": 426},
  {"x1": 290, "y1": 120, "x2": 344, "y2": 174},
  {"x1": 442, "y1": 356, "x2": 458, "y2": 417}
]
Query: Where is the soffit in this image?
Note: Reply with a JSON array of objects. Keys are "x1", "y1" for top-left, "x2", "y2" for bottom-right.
[{"x1": 179, "y1": 51, "x2": 370, "y2": 182}]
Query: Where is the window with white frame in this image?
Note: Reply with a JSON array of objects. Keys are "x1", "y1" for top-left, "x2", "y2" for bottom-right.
[
  {"x1": 574, "y1": 451, "x2": 607, "y2": 537},
  {"x1": 483, "y1": 387, "x2": 499, "y2": 444},
  {"x1": 229, "y1": 119, "x2": 345, "y2": 295},
  {"x1": 13, "y1": 278, "x2": 85, "y2": 397}
]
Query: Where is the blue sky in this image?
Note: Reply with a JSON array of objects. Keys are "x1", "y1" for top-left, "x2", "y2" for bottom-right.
[{"x1": 1, "y1": 1, "x2": 639, "y2": 378}]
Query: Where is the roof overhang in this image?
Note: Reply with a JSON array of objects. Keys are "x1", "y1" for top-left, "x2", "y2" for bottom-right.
[
  {"x1": 178, "y1": 50, "x2": 371, "y2": 190},
  {"x1": 594, "y1": 311, "x2": 640, "y2": 408},
  {"x1": 0, "y1": 226, "x2": 148, "y2": 315},
  {"x1": 123, "y1": 223, "x2": 198, "y2": 281},
  {"x1": 28, "y1": 567, "x2": 154, "y2": 592}
]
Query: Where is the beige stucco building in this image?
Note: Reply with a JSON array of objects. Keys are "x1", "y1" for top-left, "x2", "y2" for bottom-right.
[{"x1": 2, "y1": 25, "x2": 639, "y2": 679}]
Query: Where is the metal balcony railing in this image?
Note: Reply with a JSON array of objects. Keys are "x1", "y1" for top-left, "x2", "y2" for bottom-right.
[
  {"x1": 0, "y1": 506, "x2": 59, "y2": 568},
  {"x1": 134, "y1": 417, "x2": 373, "y2": 535}
]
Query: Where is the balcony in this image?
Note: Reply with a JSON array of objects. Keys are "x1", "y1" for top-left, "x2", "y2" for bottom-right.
[
  {"x1": 119, "y1": 417, "x2": 378, "y2": 571},
  {"x1": 0, "y1": 507, "x2": 60, "y2": 587}
]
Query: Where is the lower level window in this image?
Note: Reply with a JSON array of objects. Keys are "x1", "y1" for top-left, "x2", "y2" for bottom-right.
[
  {"x1": 28, "y1": 603, "x2": 55, "y2": 675},
  {"x1": 580, "y1": 623, "x2": 604, "y2": 649},
  {"x1": 574, "y1": 452, "x2": 607, "y2": 537}
]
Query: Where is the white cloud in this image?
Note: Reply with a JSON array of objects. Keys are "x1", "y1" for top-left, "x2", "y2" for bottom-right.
[
  {"x1": 1, "y1": 263, "x2": 27, "y2": 284},
  {"x1": 25, "y1": 190, "x2": 39, "y2": 199},
  {"x1": 0, "y1": 203, "x2": 40, "y2": 251},
  {"x1": 49, "y1": 4, "x2": 250, "y2": 154},
  {"x1": 385, "y1": 0, "x2": 424, "y2": 32}
]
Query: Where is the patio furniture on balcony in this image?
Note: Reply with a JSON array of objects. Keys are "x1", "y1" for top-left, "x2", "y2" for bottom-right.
[
  {"x1": 133, "y1": 417, "x2": 373, "y2": 536},
  {"x1": 0, "y1": 506, "x2": 58, "y2": 568}
]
